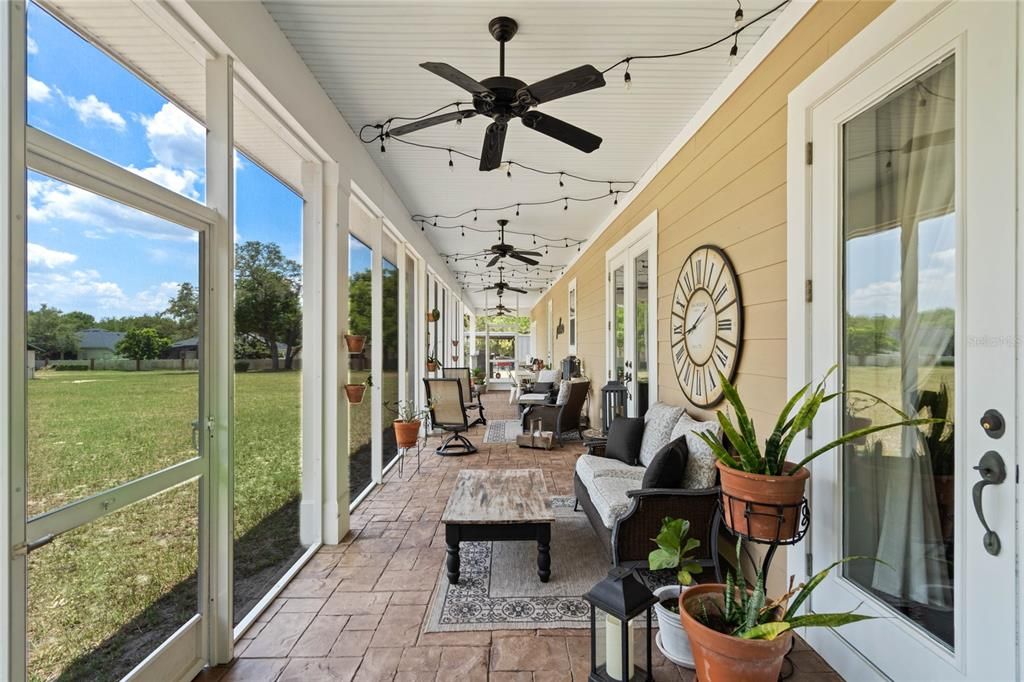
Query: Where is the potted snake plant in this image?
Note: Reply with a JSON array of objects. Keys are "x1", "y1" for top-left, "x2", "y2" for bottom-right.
[
  {"x1": 648, "y1": 517, "x2": 702, "y2": 667},
  {"x1": 386, "y1": 399, "x2": 433, "y2": 448},
  {"x1": 694, "y1": 366, "x2": 942, "y2": 542},
  {"x1": 680, "y1": 541, "x2": 878, "y2": 682}
]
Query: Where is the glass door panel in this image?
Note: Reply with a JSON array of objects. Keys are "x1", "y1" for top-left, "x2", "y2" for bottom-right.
[
  {"x1": 840, "y1": 56, "x2": 955, "y2": 647},
  {"x1": 348, "y1": 235, "x2": 373, "y2": 500},
  {"x1": 611, "y1": 264, "x2": 626, "y2": 383},
  {"x1": 28, "y1": 481, "x2": 199, "y2": 681},
  {"x1": 633, "y1": 251, "x2": 650, "y2": 417}
]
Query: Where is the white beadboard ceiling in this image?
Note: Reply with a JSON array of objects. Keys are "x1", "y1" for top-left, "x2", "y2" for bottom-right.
[{"x1": 264, "y1": 0, "x2": 783, "y2": 309}]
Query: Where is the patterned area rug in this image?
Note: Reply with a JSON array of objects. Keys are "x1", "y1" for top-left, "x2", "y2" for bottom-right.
[
  {"x1": 424, "y1": 497, "x2": 604, "y2": 631},
  {"x1": 483, "y1": 420, "x2": 523, "y2": 444}
]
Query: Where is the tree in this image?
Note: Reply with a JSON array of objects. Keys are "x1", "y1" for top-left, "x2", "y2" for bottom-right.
[
  {"x1": 98, "y1": 314, "x2": 179, "y2": 340},
  {"x1": 27, "y1": 305, "x2": 79, "y2": 359},
  {"x1": 61, "y1": 310, "x2": 96, "y2": 332},
  {"x1": 164, "y1": 282, "x2": 199, "y2": 338},
  {"x1": 846, "y1": 315, "x2": 899, "y2": 360},
  {"x1": 115, "y1": 328, "x2": 170, "y2": 371},
  {"x1": 234, "y1": 241, "x2": 302, "y2": 371}
]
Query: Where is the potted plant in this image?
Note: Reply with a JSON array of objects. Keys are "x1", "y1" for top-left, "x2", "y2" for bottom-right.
[
  {"x1": 648, "y1": 517, "x2": 703, "y2": 667},
  {"x1": 344, "y1": 375, "x2": 372, "y2": 404},
  {"x1": 386, "y1": 399, "x2": 433, "y2": 448},
  {"x1": 472, "y1": 367, "x2": 486, "y2": 386},
  {"x1": 344, "y1": 332, "x2": 366, "y2": 354},
  {"x1": 427, "y1": 307, "x2": 440, "y2": 323},
  {"x1": 679, "y1": 542, "x2": 876, "y2": 682},
  {"x1": 425, "y1": 353, "x2": 440, "y2": 372},
  {"x1": 694, "y1": 367, "x2": 941, "y2": 542}
]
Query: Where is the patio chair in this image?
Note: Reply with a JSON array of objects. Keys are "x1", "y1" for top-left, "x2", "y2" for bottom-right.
[
  {"x1": 442, "y1": 366, "x2": 486, "y2": 426},
  {"x1": 423, "y1": 377, "x2": 478, "y2": 456},
  {"x1": 520, "y1": 379, "x2": 590, "y2": 444},
  {"x1": 516, "y1": 368, "x2": 560, "y2": 414}
]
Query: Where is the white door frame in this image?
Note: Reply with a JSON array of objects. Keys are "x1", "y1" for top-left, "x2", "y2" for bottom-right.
[
  {"x1": 787, "y1": 1, "x2": 1018, "y2": 679},
  {"x1": 605, "y1": 210, "x2": 658, "y2": 415}
]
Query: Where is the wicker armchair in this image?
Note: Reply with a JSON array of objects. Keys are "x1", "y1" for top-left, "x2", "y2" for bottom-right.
[{"x1": 520, "y1": 379, "x2": 590, "y2": 444}]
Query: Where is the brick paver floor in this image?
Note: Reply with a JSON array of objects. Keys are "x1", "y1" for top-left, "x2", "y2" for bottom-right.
[{"x1": 197, "y1": 390, "x2": 841, "y2": 681}]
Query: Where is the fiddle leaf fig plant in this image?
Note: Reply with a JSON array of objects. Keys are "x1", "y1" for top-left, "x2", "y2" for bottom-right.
[
  {"x1": 648, "y1": 517, "x2": 702, "y2": 586},
  {"x1": 694, "y1": 366, "x2": 945, "y2": 476}
]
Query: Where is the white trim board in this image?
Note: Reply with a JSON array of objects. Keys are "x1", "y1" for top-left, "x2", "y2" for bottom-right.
[{"x1": 534, "y1": 0, "x2": 816, "y2": 304}]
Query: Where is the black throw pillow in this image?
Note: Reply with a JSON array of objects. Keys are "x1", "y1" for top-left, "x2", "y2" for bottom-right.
[
  {"x1": 642, "y1": 435, "x2": 689, "y2": 489},
  {"x1": 604, "y1": 417, "x2": 646, "y2": 465}
]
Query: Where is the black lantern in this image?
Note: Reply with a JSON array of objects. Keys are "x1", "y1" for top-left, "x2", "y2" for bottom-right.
[
  {"x1": 601, "y1": 380, "x2": 628, "y2": 435},
  {"x1": 583, "y1": 567, "x2": 658, "y2": 682}
]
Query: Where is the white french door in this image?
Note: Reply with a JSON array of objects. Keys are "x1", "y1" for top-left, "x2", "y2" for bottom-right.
[
  {"x1": 606, "y1": 214, "x2": 657, "y2": 418},
  {"x1": 796, "y1": 2, "x2": 1016, "y2": 680}
]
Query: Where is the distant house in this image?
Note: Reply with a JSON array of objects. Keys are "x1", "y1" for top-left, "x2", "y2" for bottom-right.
[
  {"x1": 26, "y1": 342, "x2": 43, "y2": 379},
  {"x1": 76, "y1": 328, "x2": 124, "y2": 361},
  {"x1": 163, "y1": 336, "x2": 199, "y2": 360}
]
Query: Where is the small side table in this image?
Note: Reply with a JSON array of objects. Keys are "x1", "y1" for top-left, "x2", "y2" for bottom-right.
[{"x1": 396, "y1": 436, "x2": 425, "y2": 479}]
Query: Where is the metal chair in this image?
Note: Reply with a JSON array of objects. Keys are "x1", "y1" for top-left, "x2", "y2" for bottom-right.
[
  {"x1": 442, "y1": 366, "x2": 486, "y2": 426},
  {"x1": 423, "y1": 378, "x2": 478, "y2": 456}
]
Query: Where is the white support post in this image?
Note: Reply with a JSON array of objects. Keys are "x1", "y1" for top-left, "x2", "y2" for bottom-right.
[
  {"x1": 300, "y1": 160, "x2": 323, "y2": 547},
  {"x1": 397, "y1": 242, "x2": 408, "y2": 404},
  {"x1": 321, "y1": 163, "x2": 350, "y2": 543},
  {"x1": 2, "y1": 2, "x2": 27, "y2": 679},
  {"x1": 204, "y1": 54, "x2": 234, "y2": 666},
  {"x1": 370, "y1": 219, "x2": 383, "y2": 484}
]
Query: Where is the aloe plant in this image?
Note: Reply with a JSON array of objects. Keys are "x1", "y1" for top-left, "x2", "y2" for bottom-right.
[
  {"x1": 696, "y1": 541, "x2": 877, "y2": 640},
  {"x1": 693, "y1": 366, "x2": 944, "y2": 476},
  {"x1": 384, "y1": 399, "x2": 434, "y2": 423},
  {"x1": 648, "y1": 517, "x2": 702, "y2": 586}
]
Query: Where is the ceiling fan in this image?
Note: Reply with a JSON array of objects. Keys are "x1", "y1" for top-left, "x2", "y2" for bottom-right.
[
  {"x1": 487, "y1": 219, "x2": 541, "y2": 267},
  {"x1": 387, "y1": 16, "x2": 606, "y2": 171},
  {"x1": 479, "y1": 266, "x2": 527, "y2": 295}
]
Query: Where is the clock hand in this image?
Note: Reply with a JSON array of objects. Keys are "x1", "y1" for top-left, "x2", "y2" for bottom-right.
[{"x1": 685, "y1": 307, "x2": 709, "y2": 335}]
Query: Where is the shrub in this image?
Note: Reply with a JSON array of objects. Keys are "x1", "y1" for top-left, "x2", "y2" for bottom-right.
[
  {"x1": 54, "y1": 364, "x2": 89, "y2": 371},
  {"x1": 234, "y1": 360, "x2": 250, "y2": 373}
]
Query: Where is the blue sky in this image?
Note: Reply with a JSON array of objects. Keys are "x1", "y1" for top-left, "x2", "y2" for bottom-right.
[{"x1": 26, "y1": 1, "x2": 302, "y2": 321}]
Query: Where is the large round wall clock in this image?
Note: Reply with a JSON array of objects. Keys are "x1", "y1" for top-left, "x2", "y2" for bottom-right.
[{"x1": 670, "y1": 244, "x2": 743, "y2": 408}]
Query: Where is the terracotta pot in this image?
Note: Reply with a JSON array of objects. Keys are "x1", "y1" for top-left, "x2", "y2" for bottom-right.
[
  {"x1": 344, "y1": 334, "x2": 366, "y2": 353},
  {"x1": 426, "y1": 361, "x2": 439, "y2": 372},
  {"x1": 717, "y1": 461, "x2": 809, "y2": 542},
  {"x1": 344, "y1": 384, "x2": 367, "y2": 404},
  {"x1": 679, "y1": 584, "x2": 792, "y2": 682},
  {"x1": 393, "y1": 420, "x2": 421, "y2": 448}
]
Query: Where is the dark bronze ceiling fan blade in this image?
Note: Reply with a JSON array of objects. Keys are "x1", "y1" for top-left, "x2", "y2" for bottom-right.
[
  {"x1": 479, "y1": 122, "x2": 507, "y2": 171},
  {"x1": 389, "y1": 110, "x2": 476, "y2": 137},
  {"x1": 516, "y1": 250, "x2": 542, "y2": 257},
  {"x1": 517, "y1": 64, "x2": 605, "y2": 106},
  {"x1": 506, "y1": 286, "x2": 528, "y2": 294},
  {"x1": 486, "y1": 253, "x2": 502, "y2": 268},
  {"x1": 509, "y1": 253, "x2": 539, "y2": 266},
  {"x1": 521, "y1": 111, "x2": 602, "y2": 153},
  {"x1": 420, "y1": 62, "x2": 495, "y2": 100}
]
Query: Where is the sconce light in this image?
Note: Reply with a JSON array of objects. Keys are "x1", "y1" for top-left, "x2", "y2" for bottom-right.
[{"x1": 556, "y1": 317, "x2": 566, "y2": 338}]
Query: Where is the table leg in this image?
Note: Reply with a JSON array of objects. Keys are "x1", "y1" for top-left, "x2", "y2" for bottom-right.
[
  {"x1": 445, "y1": 524, "x2": 461, "y2": 585},
  {"x1": 537, "y1": 524, "x2": 551, "y2": 583}
]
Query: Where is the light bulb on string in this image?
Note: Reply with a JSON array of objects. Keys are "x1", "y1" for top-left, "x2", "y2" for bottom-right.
[
  {"x1": 448, "y1": 149, "x2": 454, "y2": 170},
  {"x1": 559, "y1": 172, "x2": 564, "y2": 188},
  {"x1": 506, "y1": 162, "x2": 512, "y2": 178},
  {"x1": 474, "y1": 210, "x2": 478, "y2": 222},
  {"x1": 563, "y1": 198, "x2": 568, "y2": 211},
  {"x1": 516, "y1": 204, "x2": 520, "y2": 217},
  {"x1": 624, "y1": 58, "x2": 632, "y2": 91},
  {"x1": 728, "y1": 35, "x2": 739, "y2": 66},
  {"x1": 734, "y1": 1, "x2": 744, "y2": 27},
  {"x1": 613, "y1": 192, "x2": 619, "y2": 206}
]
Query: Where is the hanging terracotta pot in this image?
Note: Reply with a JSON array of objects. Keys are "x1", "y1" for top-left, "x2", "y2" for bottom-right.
[
  {"x1": 426, "y1": 360, "x2": 439, "y2": 372},
  {"x1": 344, "y1": 334, "x2": 366, "y2": 353},
  {"x1": 717, "y1": 461, "x2": 809, "y2": 542},
  {"x1": 679, "y1": 584, "x2": 792, "y2": 682},
  {"x1": 393, "y1": 420, "x2": 421, "y2": 448},
  {"x1": 344, "y1": 384, "x2": 367, "y2": 404}
]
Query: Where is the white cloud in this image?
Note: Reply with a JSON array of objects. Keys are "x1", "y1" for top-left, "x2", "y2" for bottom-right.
[
  {"x1": 27, "y1": 268, "x2": 180, "y2": 317},
  {"x1": 141, "y1": 102, "x2": 205, "y2": 171},
  {"x1": 27, "y1": 242, "x2": 77, "y2": 268},
  {"x1": 27, "y1": 35, "x2": 38, "y2": 55},
  {"x1": 129, "y1": 163, "x2": 201, "y2": 200},
  {"x1": 27, "y1": 76, "x2": 51, "y2": 103},
  {"x1": 849, "y1": 279, "x2": 900, "y2": 317},
  {"x1": 66, "y1": 93, "x2": 126, "y2": 130},
  {"x1": 29, "y1": 176, "x2": 197, "y2": 242}
]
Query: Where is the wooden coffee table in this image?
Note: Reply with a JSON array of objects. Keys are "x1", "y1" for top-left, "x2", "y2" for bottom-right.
[{"x1": 442, "y1": 469, "x2": 555, "y2": 585}]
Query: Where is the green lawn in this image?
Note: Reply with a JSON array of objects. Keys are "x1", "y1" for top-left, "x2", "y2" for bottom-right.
[{"x1": 27, "y1": 369, "x2": 302, "y2": 681}]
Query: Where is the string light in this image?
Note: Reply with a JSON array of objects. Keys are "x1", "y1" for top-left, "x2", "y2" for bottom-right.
[
  {"x1": 448, "y1": 149, "x2": 454, "y2": 170},
  {"x1": 558, "y1": 172, "x2": 564, "y2": 187},
  {"x1": 516, "y1": 204, "x2": 520, "y2": 217},
  {"x1": 474, "y1": 210, "x2": 478, "y2": 222},
  {"x1": 734, "y1": 0, "x2": 744, "y2": 27},
  {"x1": 563, "y1": 198, "x2": 569, "y2": 211},
  {"x1": 623, "y1": 58, "x2": 632, "y2": 91},
  {"x1": 613, "y1": 192, "x2": 619, "y2": 205},
  {"x1": 506, "y1": 162, "x2": 512, "y2": 178},
  {"x1": 728, "y1": 35, "x2": 739, "y2": 66}
]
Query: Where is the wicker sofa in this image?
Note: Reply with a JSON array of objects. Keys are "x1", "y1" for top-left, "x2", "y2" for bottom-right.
[{"x1": 573, "y1": 403, "x2": 723, "y2": 573}]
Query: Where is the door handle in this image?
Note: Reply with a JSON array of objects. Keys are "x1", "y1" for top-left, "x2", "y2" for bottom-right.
[{"x1": 972, "y1": 450, "x2": 1005, "y2": 556}]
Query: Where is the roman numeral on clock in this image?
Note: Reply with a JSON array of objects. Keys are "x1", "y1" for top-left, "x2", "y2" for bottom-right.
[{"x1": 718, "y1": 318, "x2": 733, "y2": 332}]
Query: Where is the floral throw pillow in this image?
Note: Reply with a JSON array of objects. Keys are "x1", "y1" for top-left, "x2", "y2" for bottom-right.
[{"x1": 671, "y1": 414, "x2": 723, "y2": 489}]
